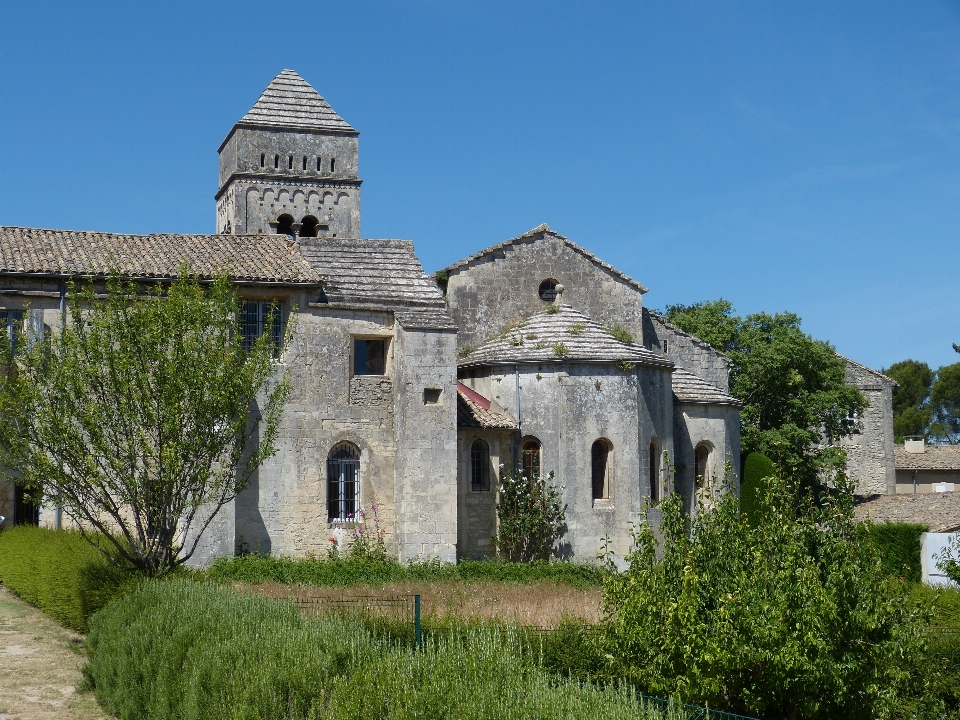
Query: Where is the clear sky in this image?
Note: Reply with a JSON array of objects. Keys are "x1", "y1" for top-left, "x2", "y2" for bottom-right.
[{"x1": 1, "y1": 0, "x2": 957, "y2": 371}]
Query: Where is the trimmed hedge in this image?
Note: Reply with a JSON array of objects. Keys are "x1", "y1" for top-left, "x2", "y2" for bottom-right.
[
  {"x1": 0, "y1": 525, "x2": 133, "y2": 632},
  {"x1": 740, "y1": 452, "x2": 775, "y2": 528},
  {"x1": 85, "y1": 579, "x2": 662, "y2": 720},
  {"x1": 865, "y1": 522, "x2": 927, "y2": 583},
  {"x1": 206, "y1": 555, "x2": 605, "y2": 589}
]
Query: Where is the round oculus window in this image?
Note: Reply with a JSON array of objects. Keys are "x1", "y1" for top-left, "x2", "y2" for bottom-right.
[{"x1": 538, "y1": 279, "x2": 559, "y2": 302}]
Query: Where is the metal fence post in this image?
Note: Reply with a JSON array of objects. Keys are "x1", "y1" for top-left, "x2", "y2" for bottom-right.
[{"x1": 414, "y1": 594, "x2": 421, "y2": 651}]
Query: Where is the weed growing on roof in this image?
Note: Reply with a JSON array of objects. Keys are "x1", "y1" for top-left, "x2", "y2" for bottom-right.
[
  {"x1": 567, "y1": 322, "x2": 586, "y2": 336},
  {"x1": 458, "y1": 344, "x2": 476, "y2": 357},
  {"x1": 605, "y1": 324, "x2": 634, "y2": 344},
  {"x1": 544, "y1": 304, "x2": 560, "y2": 314},
  {"x1": 553, "y1": 342, "x2": 569, "y2": 357}
]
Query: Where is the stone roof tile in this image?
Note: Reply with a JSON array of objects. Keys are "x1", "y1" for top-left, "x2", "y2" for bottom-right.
[
  {"x1": 238, "y1": 70, "x2": 355, "y2": 133},
  {"x1": 671, "y1": 368, "x2": 741, "y2": 406},
  {"x1": 459, "y1": 303, "x2": 672, "y2": 368},
  {"x1": 441, "y1": 224, "x2": 649, "y2": 294},
  {"x1": 895, "y1": 445, "x2": 960, "y2": 471},
  {"x1": 0, "y1": 227, "x2": 321, "y2": 284},
  {"x1": 300, "y1": 237, "x2": 456, "y2": 330}
]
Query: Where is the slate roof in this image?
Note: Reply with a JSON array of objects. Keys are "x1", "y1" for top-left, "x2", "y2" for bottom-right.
[
  {"x1": 0, "y1": 227, "x2": 321, "y2": 284},
  {"x1": 895, "y1": 445, "x2": 960, "y2": 471},
  {"x1": 671, "y1": 368, "x2": 741, "y2": 407},
  {"x1": 457, "y1": 383, "x2": 516, "y2": 430},
  {"x1": 300, "y1": 238, "x2": 456, "y2": 330},
  {"x1": 458, "y1": 303, "x2": 672, "y2": 368},
  {"x1": 238, "y1": 70, "x2": 356, "y2": 133},
  {"x1": 441, "y1": 224, "x2": 649, "y2": 294}
]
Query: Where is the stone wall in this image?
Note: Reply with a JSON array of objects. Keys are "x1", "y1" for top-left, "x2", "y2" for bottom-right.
[
  {"x1": 672, "y1": 402, "x2": 741, "y2": 518},
  {"x1": 456, "y1": 429, "x2": 515, "y2": 560},
  {"x1": 839, "y1": 359, "x2": 896, "y2": 495},
  {"x1": 642, "y1": 310, "x2": 731, "y2": 392},
  {"x1": 444, "y1": 230, "x2": 646, "y2": 351}
]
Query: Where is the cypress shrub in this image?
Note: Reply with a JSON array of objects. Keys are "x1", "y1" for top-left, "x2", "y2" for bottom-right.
[
  {"x1": 0, "y1": 525, "x2": 133, "y2": 632},
  {"x1": 85, "y1": 579, "x2": 662, "y2": 720},
  {"x1": 865, "y1": 522, "x2": 927, "y2": 582},
  {"x1": 740, "y1": 452, "x2": 775, "y2": 527}
]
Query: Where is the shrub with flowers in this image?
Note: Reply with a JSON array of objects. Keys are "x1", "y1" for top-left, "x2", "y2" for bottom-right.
[{"x1": 347, "y1": 504, "x2": 389, "y2": 563}]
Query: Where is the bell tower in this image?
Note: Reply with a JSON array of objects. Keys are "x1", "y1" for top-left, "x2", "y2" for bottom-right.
[{"x1": 216, "y1": 70, "x2": 361, "y2": 238}]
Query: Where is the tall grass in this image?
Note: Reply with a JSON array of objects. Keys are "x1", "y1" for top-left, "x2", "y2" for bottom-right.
[
  {"x1": 85, "y1": 579, "x2": 668, "y2": 720},
  {"x1": 207, "y1": 554, "x2": 604, "y2": 589}
]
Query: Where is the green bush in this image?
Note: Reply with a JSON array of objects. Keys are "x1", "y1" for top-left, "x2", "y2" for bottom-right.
[
  {"x1": 85, "y1": 579, "x2": 667, "y2": 720},
  {"x1": 205, "y1": 554, "x2": 604, "y2": 589},
  {"x1": 0, "y1": 525, "x2": 134, "y2": 632},
  {"x1": 865, "y1": 522, "x2": 927, "y2": 582},
  {"x1": 740, "y1": 451, "x2": 775, "y2": 527}
]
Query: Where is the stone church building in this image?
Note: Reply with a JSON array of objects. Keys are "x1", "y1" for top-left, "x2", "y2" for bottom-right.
[{"x1": 0, "y1": 70, "x2": 895, "y2": 563}]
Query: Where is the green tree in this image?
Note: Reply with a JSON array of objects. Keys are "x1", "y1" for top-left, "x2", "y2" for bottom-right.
[
  {"x1": 494, "y1": 468, "x2": 566, "y2": 562},
  {"x1": 0, "y1": 273, "x2": 291, "y2": 576},
  {"x1": 601, "y1": 469, "x2": 934, "y2": 719},
  {"x1": 664, "y1": 300, "x2": 867, "y2": 490},
  {"x1": 931, "y1": 362, "x2": 960, "y2": 444},
  {"x1": 882, "y1": 359, "x2": 935, "y2": 441}
]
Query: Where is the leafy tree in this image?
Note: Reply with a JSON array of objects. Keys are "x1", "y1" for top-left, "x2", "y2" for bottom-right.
[
  {"x1": 882, "y1": 359, "x2": 935, "y2": 442},
  {"x1": 931, "y1": 362, "x2": 960, "y2": 444},
  {"x1": 601, "y1": 468, "x2": 935, "y2": 719},
  {"x1": 664, "y1": 300, "x2": 867, "y2": 490},
  {"x1": 494, "y1": 468, "x2": 566, "y2": 562},
  {"x1": 0, "y1": 273, "x2": 291, "y2": 576}
]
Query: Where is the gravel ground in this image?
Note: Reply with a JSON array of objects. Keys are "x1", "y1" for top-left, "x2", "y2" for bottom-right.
[{"x1": 0, "y1": 587, "x2": 107, "y2": 720}]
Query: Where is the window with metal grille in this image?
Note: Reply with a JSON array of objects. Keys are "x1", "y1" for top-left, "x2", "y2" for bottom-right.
[
  {"x1": 328, "y1": 443, "x2": 360, "y2": 522},
  {"x1": 470, "y1": 439, "x2": 490, "y2": 491},
  {"x1": 353, "y1": 338, "x2": 387, "y2": 375},
  {"x1": 521, "y1": 438, "x2": 541, "y2": 479},
  {"x1": 3, "y1": 310, "x2": 23, "y2": 354},
  {"x1": 239, "y1": 301, "x2": 284, "y2": 355}
]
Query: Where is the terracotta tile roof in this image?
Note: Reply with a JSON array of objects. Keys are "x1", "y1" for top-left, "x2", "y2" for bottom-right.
[
  {"x1": 895, "y1": 445, "x2": 960, "y2": 471},
  {"x1": 441, "y1": 224, "x2": 649, "y2": 294},
  {"x1": 300, "y1": 238, "x2": 456, "y2": 330},
  {"x1": 237, "y1": 70, "x2": 356, "y2": 133},
  {"x1": 671, "y1": 368, "x2": 741, "y2": 407},
  {"x1": 458, "y1": 303, "x2": 672, "y2": 368},
  {"x1": 0, "y1": 227, "x2": 321, "y2": 284},
  {"x1": 457, "y1": 384, "x2": 516, "y2": 429},
  {"x1": 855, "y1": 492, "x2": 960, "y2": 533}
]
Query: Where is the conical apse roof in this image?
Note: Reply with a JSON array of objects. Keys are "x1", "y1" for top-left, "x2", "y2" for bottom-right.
[{"x1": 238, "y1": 69, "x2": 356, "y2": 132}]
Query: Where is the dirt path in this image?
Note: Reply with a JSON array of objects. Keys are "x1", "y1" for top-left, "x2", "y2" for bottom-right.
[{"x1": 0, "y1": 587, "x2": 107, "y2": 720}]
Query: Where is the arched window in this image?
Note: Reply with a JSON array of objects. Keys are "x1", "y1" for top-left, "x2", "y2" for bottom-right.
[
  {"x1": 521, "y1": 438, "x2": 541, "y2": 479},
  {"x1": 538, "y1": 278, "x2": 559, "y2": 302},
  {"x1": 299, "y1": 215, "x2": 319, "y2": 238},
  {"x1": 327, "y1": 442, "x2": 360, "y2": 521},
  {"x1": 470, "y1": 439, "x2": 490, "y2": 491},
  {"x1": 330, "y1": 157, "x2": 336, "y2": 172},
  {"x1": 276, "y1": 214, "x2": 294, "y2": 237},
  {"x1": 592, "y1": 438, "x2": 611, "y2": 500},
  {"x1": 695, "y1": 442, "x2": 712, "y2": 509},
  {"x1": 649, "y1": 439, "x2": 660, "y2": 504}
]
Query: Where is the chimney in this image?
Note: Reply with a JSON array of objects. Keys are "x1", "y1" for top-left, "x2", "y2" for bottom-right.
[{"x1": 904, "y1": 436, "x2": 926, "y2": 454}]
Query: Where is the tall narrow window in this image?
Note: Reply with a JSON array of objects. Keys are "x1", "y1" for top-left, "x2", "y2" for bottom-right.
[
  {"x1": 260, "y1": 153, "x2": 265, "y2": 167},
  {"x1": 649, "y1": 440, "x2": 660, "y2": 503},
  {"x1": 695, "y1": 442, "x2": 712, "y2": 510},
  {"x1": 302, "y1": 156, "x2": 307, "y2": 170},
  {"x1": 471, "y1": 439, "x2": 490, "y2": 491},
  {"x1": 239, "y1": 300, "x2": 284, "y2": 355},
  {"x1": 592, "y1": 439, "x2": 611, "y2": 500},
  {"x1": 354, "y1": 338, "x2": 387, "y2": 375},
  {"x1": 14, "y1": 483, "x2": 39, "y2": 526},
  {"x1": 521, "y1": 438, "x2": 541, "y2": 479},
  {"x1": 3, "y1": 310, "x2": 23, "y2": 355},
  {"x1": 317, "y1": 157, "x2": 322, "y2": 171},
  {"x1": 288, "y1": 155, "x2": 293, "y2": 170},
  {"x1": 327, "y1": 443, "x2": 360, "y2": 521},
  {"x1": 274, "y1": 154, "x2": 279, "y2": 169},
  {"x1": 330, "y1": 157, "x2": 336, "y2": 172}
]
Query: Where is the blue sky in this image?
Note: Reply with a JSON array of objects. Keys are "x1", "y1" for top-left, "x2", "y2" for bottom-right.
[{"x1": 1, "y1": 0, "x2": 958, "y2": 371}]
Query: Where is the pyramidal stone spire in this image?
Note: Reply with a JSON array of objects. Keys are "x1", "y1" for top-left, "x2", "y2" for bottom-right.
[{"x1": 239, "y1": 69, "x2": 355, "y2": 132}]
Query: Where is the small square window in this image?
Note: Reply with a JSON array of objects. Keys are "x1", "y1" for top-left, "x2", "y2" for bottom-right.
[
  {"x1": 423, "y1": 388, "x2": 442, "y2": 404},
  {"x1": 354, "y1": 338, "x2": 387, "y2": 375}
]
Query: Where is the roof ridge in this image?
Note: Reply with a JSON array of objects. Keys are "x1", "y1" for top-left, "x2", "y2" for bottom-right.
[
  {"x1": 644, "y1": 308, "x2": 732, "y2": 365},
  {"x1": 440, "y1": 225, "x2": 649, "y2": 294},
  {"x1": 836, "y1": 353, "x2": 897, "y2": 384},
  {"x1": 236, "y1": 69, "x2": 356, "y2": 133}
]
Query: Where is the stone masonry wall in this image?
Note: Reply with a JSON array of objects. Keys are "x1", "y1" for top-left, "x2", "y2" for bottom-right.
[
  {"x1": 672, "y1": 403, "x2": 741, "y2": 519},
  {"x1": 457, "y1": 429, "x2": 515, "y2": 560},
  {"x1": 839, "y1": 360, "x2": 896, "y2": 495},
  {"x1": 445, "y1": 231, "x2": 646, "y2": 351},
  {"x1": 642, "y1": 309, "x2": 731, "y2": 392}
]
